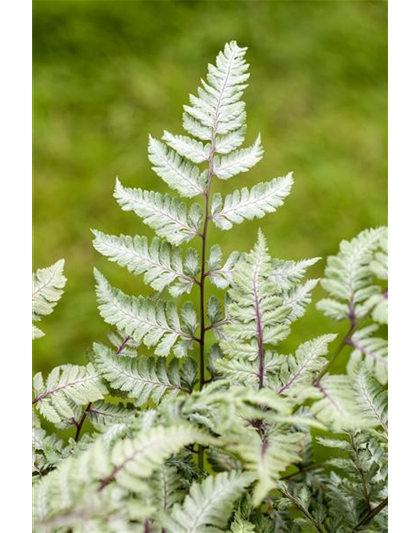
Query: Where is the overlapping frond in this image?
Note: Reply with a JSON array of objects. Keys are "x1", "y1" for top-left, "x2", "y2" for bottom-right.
[
  {"x1": 32, "y1": 259, "x2": 67, "y2": 339},
  {"x1": 225, "y1": 425, "x2": 304, "y2": 505},
  {"x1": 104, "y1": 425, "x2": 211, "y2": 493}
]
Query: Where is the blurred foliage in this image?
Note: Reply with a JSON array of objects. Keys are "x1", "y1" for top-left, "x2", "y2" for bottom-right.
[{"x1": 33, "y1": 0, "x2": 387, "y2": 375}]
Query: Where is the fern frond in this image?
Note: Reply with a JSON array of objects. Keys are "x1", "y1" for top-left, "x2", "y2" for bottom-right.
[
  {"x1": 183, "y1": 41, "x2": 249, "y2": 143},
  {"x1": 86, "y1": 400, "x2": 136, "y2": 429},
  {"x1": 162, "y1": 130, "x2": 210, "y2": 163},
  {"x1": 94, "y1": 270, "x2": 195, "y2": 357},
  {"x1": 93, "y1": 343, "x2": 191, "y2": 406},
  {"x1": 271, "y1": 257, "x2": 320, "y2": 290},
  {"x1": 207, "y1": 244, "x2": 242, "y2": 289},
  {"x1": 276, "y1": 335, "x2": 337, "y2": 397},
  {"x1": 102, "y1": 425, "x2": 211, "y2": 493},
  {"x1": 281, "y1": 279, "x2": 319, "y2": 323},
  {"x1": 148, "y1": 136, "x2": 207, "y2": 198},
  {"x1": 230, "y1": 514, "x2": 256, "y2": 532},
  {"x1": 311, "y1": 376, "x2": 377, "y2": 431},
  {"x1": 150, "y1": 464, "x2": 185, "y2": 514},
  {"x1": 347, "y1": 325, "x2": 388, "y2": 384},
  {"x1": 317, "y1": 227, "x2": 387, "y2": 321},
  {"x1": 92, "y1": 231, "x2": 199, "y2": 296},
  {"x1": 114, "y1": 179, "x2": 203, "y2": 246},
  {"x1": 225, "y1": 425, "x2": 304, "y2": 505},
  {"x1": 32, "y1": 363, "x2": 107, "y2": 425},
  {"x1": 353, "y1": 367, "x2": 388, "y2": 435},
  {"x1": 213, "y1": 135, "x2": 263, "y2": 179},
  {"x1": 224, "y1": 231, "x2": 291, "y2": 347},
  {"x1": 211, "y1": 174, "x2": 293, "y2": 230},
  {"x1": 32, "y1": 259, "x2": 67, "y2": 339},
  {"x1": 163, "y1": 471, "x2": 255, "y2": 533}
]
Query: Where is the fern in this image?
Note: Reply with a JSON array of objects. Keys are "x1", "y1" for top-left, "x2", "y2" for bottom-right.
[
  {"x1": 92, "y1": 231, "x2": 200, "y2": 296},
  {"x1": 211, "y1": 174, "x2": 293, "y2": 230},
  {"x1": 94, "y1": 270, "x2": 196, "y2": 357},
  {"x1": 33, "y1": 41, "x2": 388, "y2": 532},
  {"x1": 114, "y1": 179, "x2": 203, "y2": 246},
  {"x1": 32, "y1": 259, "x2": 66, "y2": 339},
  {"x1": 32, "y1": 363, "x2": 107, "y2": 425},
  {"x1": 93, "y1": 342, "x2": 194, "y2": 406},
  {"x1": 162, "y1": 471, "x2": 255, "y2": 533}
]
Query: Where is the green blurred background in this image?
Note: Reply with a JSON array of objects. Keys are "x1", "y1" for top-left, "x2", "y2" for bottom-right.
[{"x1": 33, "y1": 0, "x2": 387, "y2": 376}]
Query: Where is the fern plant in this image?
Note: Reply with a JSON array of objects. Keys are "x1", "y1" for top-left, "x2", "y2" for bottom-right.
[{"x1": 33, "y1": 42, "x2": 388, "y2": 532}]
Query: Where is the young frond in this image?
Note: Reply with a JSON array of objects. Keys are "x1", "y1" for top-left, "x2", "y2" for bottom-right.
[
  {"x1": 162, "y1": 471, "x2": 255, "y2": 533},
  {"x1": 211, "y1": 174, "x2": 293, "y2": 230},
  {"x1": 148, "y1": 136, "x2": 207, "y2": 198},
  {"x1": 213, "y1": 135, "x2": 263, "y2": 179},
  {"x1": 32, "y1": 363, "x2": 107, "y2": 425},
  {"x1": 317, "y1": 227, "x2": 387, "y2": 321},
  {"x1": 93, "y1": 342, "x2": 192, "y2": 406},
  {"x1": 114, "y1": 179, "x2": 203, "y2": 246},
  {"x1": 183, "y1": 41, "x2": 249, "y2": 143},
  {"x1": 92, "y1": 231, "x2": 199, "y2": 297},
  {"x1": 225, "y1": 230, "x2": 289, "y2": 343},
  {"x1": 32, "y1": 259, "x2": 67, "y2": 339},
  {"x1": 94, "y1": 270, "x2": 196, "y2": 357}
]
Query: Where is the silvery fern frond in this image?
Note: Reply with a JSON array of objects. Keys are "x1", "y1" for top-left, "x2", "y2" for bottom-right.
[
  {"x1": 162, "y1": 471, "x2": 255, "y2": 533},
  {"x1": 211, "y1": 174, "x2": 293, "y2": 230},
  {"x1": 32, "y1": 363, "x2": 107, "y2": 425},
  {"x1": 212, "y1": 134, "x2": 263, "y2": 179},
  {"x1": 100, "y1": 425, "x2": 211, "y2": 493},
  {"x1": 148, "y1": 136, "x2": 207, "y2": 198},
  {"x1": 182, "y1": 41, "x2": 249, "y2": 142},
  {"x1": 317, "y1": 227, "x2": 387, "y2": 321},
  {"x1": 93, "y1": 342, "x2": 194, "y2": 406},
  {"x1": 353, "y1": 366, "x2": 388, "y2": 435},
  {"x1": 347, "y1": 325, "x2": 388, "y2": 384},
  {"x1": 114, "y1": 179, "x2": 203, "y2": 246},
  {"x1": 275, "y1": 335, "x2": 337, "y2": 397},
  {"x1": 92, "y1": 231, "x2": 200, "y2": 296},
  {"x1": 225, "y1": 425, "x2": 305, "y2": 506},
  {"x1": 32, "y1": 259, "x2": 66, "y2": 339},
  {"x1": 94, "y1": 270, "x2": 197, "y2": 357}
]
